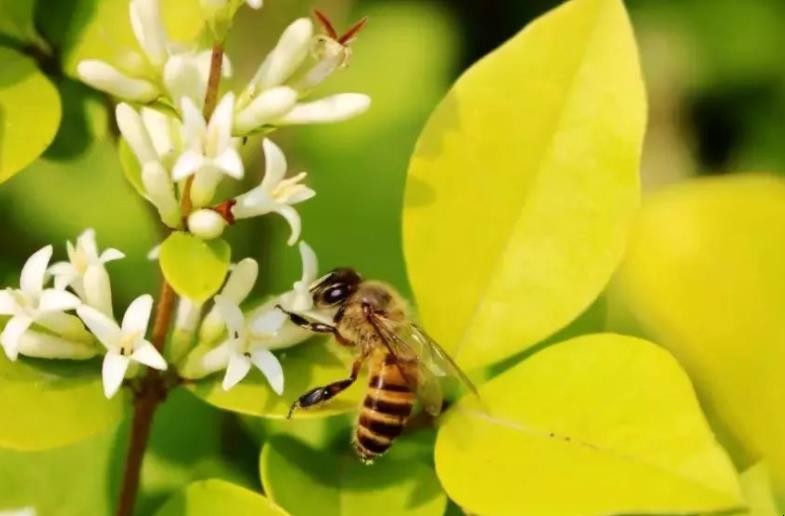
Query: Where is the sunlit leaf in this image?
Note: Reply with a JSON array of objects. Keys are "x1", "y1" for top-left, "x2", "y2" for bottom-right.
[
  {"x1": 727, "y1": 463, "x2": 781, "y2": 516},
  {"x1": 0, "y1": 423, "x2": 121, "y2": 515},
  {"x1": 615, "y1": 173, "x2": 785, "y2": 498},
  {"x1": 39, "y1": 0, "x2": 204, "y2": 77},
  {"x1": 403, "y1": 0, "x2": 645, "y2": 370},
  {"x1": 0, "y1": 47, "x2": 61, "y2": 182},
  {"x1": 0, "y1": 0, "x2": 44, "y2": 46},
  {"x1": 0, "y1": 354, "x2": 127, "y2": 450},
  {"x1": 435, "y1": 333, "x2": 742, "y2": 515},
  {"x1": 159, "y1": 232, "x2": 231, "y2": 303},
  {"x1": 260, "y1": 436, "x2": 446, "y2": 516},
  {"x1": 188, "y1": 339, "x2": 362, "y2": 419},
  {"x1": 154, "y1": 479, "x2": 288, "y2": 516}
]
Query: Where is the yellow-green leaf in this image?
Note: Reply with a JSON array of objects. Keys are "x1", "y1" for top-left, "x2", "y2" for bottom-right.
[
  {"x1": 0, "y1": 354, "x2": 127, "y2": 450},
  {"x1": 159, "y1": 232, "x2": 231, "y2": 303},
  {"x1": 188, "y1": 339, "x2": 362, "y2": 419},
  {"x1": 435, "y1": 333, "x2": 742, "y2": 515},
  {"x1": 0, "y1": 47, "x2": 61, "y2": 182},
  {"x1": 403, "y1": 0, "x2": 645, "y2": 370},
  {"x1": 731, "y1": 463, "x2": 780, "y2": 516},
  {"x1": 260, "y1": 436, "x2": 446, "y2": 516},
  {"x1": 615, "y1": 173, "x2": 785, "y2": 498},
  {"x1": 0, "y1": 0, "x2": 44, "y2": 46},
  {"x1": 154, "y1": 479, "x2": 289, "y2": 516}
]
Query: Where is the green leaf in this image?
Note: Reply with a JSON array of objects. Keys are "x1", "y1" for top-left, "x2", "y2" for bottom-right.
[
  {"x1": 730, "y1": 463, "x2": 781, "y2": 516},
  {"x1": 118, "y1": 138, "x2": 146, "y2": 197},
  {"x1": 435, "y1": 333, "x2": 743, "y2": 515},
  {"x1": 0, "y1": 354, "x2": 127, "y2": 450},
  {"x1": 403, "y1": 0, "x2": 645, "y2": 370},
  {"x1": 39, "y1": 0, "x2": 204, "y2": 77},
  {"x1": 0, "y1": 423, "x2": 121, "y2": 515},
  {"x1": 188, "y1": 339, "x2": 363, "y2": 419},
  {"x1": 260, "y1": 436, "x2": 446, "y2": 516},
  {"x1": 0, "y1": 0, "x2": 44, "y2": 46},
  {"x1": 159, "y1": 232, "x2": 231, "y2": 303},
  {"x1": 614, "y1": 174, "x2": 785, "y2": 498},
  {"x1": 154, "y1": 479, "x2": 289, "y2": 516},
  {"x1": 0, "y1": 47, "x2": 61, "y2": 183}
]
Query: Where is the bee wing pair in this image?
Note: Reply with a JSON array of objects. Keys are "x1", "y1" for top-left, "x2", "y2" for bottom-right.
[{"x1": 369, "y1": 313, "x2": 479, "y2": 416}]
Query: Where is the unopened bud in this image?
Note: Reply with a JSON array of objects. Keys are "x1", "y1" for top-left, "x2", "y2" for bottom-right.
[{"x1": 188, "y1": 209, "x2": 227, "y2": 240}]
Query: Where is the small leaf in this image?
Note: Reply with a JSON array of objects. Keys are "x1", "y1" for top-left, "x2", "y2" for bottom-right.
[
  {"x1": 159, "y1": 232, "x2": 231, "y2": 303},
  {"x1": 260, "y1": 436, "x2": 447, "y2": 516},
  {"x1": 403, "y1": 0, "x2": 645, "y2": 370},
  {"x1": 435, "y1": 333, "x2": 743, "y2": 515},
  {"x1": 0, "y1": 354, "x2": 127, "y2": 450},
  {"x1": 0, "y1": 47, "x2": 62, "y2": 182},
  {"x1": 724, "y1": 463, "x2": 780, "y2": 516},
  {"x1": 0, "y1": 0, "x2": 44, "y2": 46},
  {"x1": 188, "y1": 339, "x2": 362, "y2": 419},
  {"x1": 615, "y1": 173, "x2": 785, "y2": 497},
  {"x1": 118, "y1": 138, "x2": 146, "y2": 197},
  {"x1": 154, "y1": 479, "x2": 289, "y2": 516}
]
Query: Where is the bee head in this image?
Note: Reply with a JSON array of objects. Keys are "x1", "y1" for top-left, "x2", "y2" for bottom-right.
[{"x1": 310, "y1": 268, "x2": 362, "y2": 307}]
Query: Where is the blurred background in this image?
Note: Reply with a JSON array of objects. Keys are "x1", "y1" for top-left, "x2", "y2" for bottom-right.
[{"x1": 1, "y1": 0, "x2": 783, "y2": 513}]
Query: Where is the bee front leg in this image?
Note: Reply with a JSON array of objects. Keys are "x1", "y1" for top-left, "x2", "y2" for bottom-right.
[
  {"x1": 287, "y1": 355, "x2": 365, "y2": 419},
  {"x1": 276, "y1": 305, "x2": 351, "y2": 346}
]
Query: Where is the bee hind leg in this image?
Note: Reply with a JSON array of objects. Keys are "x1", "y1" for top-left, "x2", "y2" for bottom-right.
[{"x1": 287, "y1": 356, "x2": 365, "y2": 419}]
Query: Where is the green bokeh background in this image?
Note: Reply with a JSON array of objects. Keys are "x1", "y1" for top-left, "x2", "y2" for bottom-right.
[{"x1": 1, "y1": 0, "x2": 784, "y2": 513}]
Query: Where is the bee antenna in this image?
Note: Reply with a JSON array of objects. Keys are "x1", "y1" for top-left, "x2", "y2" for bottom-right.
[{"x1": 313, "y1": 9, "x2": 338, "y2": 39}]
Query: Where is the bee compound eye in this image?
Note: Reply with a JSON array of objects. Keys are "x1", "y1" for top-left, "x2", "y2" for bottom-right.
[{"x1": 324, "y1": 285, "x2": 347, "y2": 304}]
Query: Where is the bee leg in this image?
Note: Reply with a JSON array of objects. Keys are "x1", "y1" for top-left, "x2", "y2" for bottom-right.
[
  {"x1": 288, "y1": 356, "x2": 365, "y2": 419},
  {"x1": 276, "y1": 305, "x2": 337, "y2": 334}
]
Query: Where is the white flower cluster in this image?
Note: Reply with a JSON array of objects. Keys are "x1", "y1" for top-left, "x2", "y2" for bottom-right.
[
  {"x1": 79, "y1": 0, "x2": 370, "y2": 244},
  {"x1": 0, "y1": 1, "x2": 368, "y2": 400}
]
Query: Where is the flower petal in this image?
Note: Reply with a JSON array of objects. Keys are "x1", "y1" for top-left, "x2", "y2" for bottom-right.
[
  {"x1": 197, "y1": 340, "x2": 231, "y2": 376},
  {"x1": 122, "y1": 294, "x2": 153, "y2": 335},
  {"x1": 250, "y1": 18, "x2": 313, "y2": 90},
  {"x1": 38, "y1": 289, "x2": 82, "y2": 313},
  {"x1": 180, "y1": 96, "x2": 207, "y2": 149},
  {"x1": 76, "y1": 228, "x2": 99, "y2": 260},
  {"x1": 20, "y1": 245, "x2": 52, "y2": 296},
  {"x1": 18, "y1": 330, "x2": 98, "y2": 360},
  {"x1": 131, "y1": 340, "x2": 167, "y2": 370},
  {"x1": 77, "y1": 305, "x2": 121, "y2": 349},
  {"x1": 213, "y1": 147, "x2": 244, "y2": 179},
  {"x1": 172, "y1": 150, "x2": 206, "y2": 181},
  {"x1": 207, "y1": 92, "x2": 235, "y2": 154},
  {"x1": 0, "y1": 290, "x2": 18, "y2": 315},
  {"x1": 83, "y1": 265, "x2": 114, "y2": 317},
  {"x1": 116, "y1": 103, "x2": 158, "y2": 165},
  {"x1": 277, "y1": 204, "x2": 302, "y2": 246},
  {"x1": 1, "y1": 316, "x2": 32, "y2": 361},
  {"x1": 190, "y1": 167, "x2": 222, "y2": 208},
  {"x1": 213, "y1": 294, "x2": 245, "y2": 339},
  {"x1": 100, "y1": 248, "x2": 126, "y2": 263},
  {"x1": 141, "y1": 107, "x2": 180, "y2": 160},
  {"x1": 275, "y1": 94, "x2": 371, "y2": 125},
  {"x1": 222, "y1": 352, "x2": 252, "y2": 390},
  {"x1": 246, "y1": 0, "x2": 262, "y2": 8},
  {"x1": 130, "y1": 0, "x2": 168, "y2": 67},
  {"x1": 232, "y1": 187, "x2": 274, "y2": 219},
  {"x1": 260, "y1": 138, "x2": 287, "y2": 189},
  {"x1": 102, "y1": 351, "x2": 130, "y2": 398},
  {"x1": 163, "y1": 53, "x2": 205, "y2": 109},
  {"x1": 142, "y1": 161, "x2": 181, "y2": 227},
  {"x1": 298, "y1": 240, "x2": 318, "y2": 284},
  {"x1": 49, "y1": 262, "x2": 77, "y2": 290},
  {"x1": 233, "y1": 87, "x2": 298, "y2": 134},
  {"x1": 77, "y1": 60, "x2": 158, "y2": 102},
  {"x1": 250, "y1": 307, "x2": 287, "y2": 335},
  {"x1": 250, "y1": 348, "x2": 284, "y2": 394},
  {"x1": 222, "y1": 258, "x2": 259, "y2": 303}
]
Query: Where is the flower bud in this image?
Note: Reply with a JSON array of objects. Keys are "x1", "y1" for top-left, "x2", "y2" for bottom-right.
[
  {"x1": 142, "y1": 162, "x2": 181, "y2": 228},
  {"x1": 234, "y1": 87, "x2": 298, "y2": 134},
  {"x1": 275, "y1": 93, "x2": 371, "y2": 125},
  {"x1": 18, "y1": 330, "x2": 100, "y2": 360},
  {"x1": 188, "y1": 209, "x2": 227, "y2": 240},
  {"x1": 116, "y1": 103, "x2": 158, "y2": 165},
  {"x1": 77, "y1": 60, "x2": 158, "y2": 102}
]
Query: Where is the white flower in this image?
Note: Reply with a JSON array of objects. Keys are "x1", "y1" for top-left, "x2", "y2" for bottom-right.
[
  {"x1": 277, "y1": 241, "x2": 318, "y2": 313},
  {"x1": 164, "y1": 50, "x2": 232, "y2": 111},
  {"x1": 77, "y1": 0, "x2": 169, "y2": 101},
  {"x1": 77, "y1": 295, "x2": 167, "y2": 398},
  {"x1": 234, "y1": 16, "x2": 371, "y2": 133},
  {"x1": 49, "y1": 229, "x2": 124, "y2": 317},
  {"x1": 173, "y1": 93, "x2": 243, "y2": 207},
  {"x1": 0, "y1": 246, "x2": 82, "y2": 361},
  {"x1": 203, "y1": 295, "x2": 285, "y2": 392},
  {"x1": 232, "y1": 139, "x2": 315, "y2": 245}
]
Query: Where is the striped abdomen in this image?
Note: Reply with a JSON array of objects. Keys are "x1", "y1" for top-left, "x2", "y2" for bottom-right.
[{"x1": 354, "y1": 353, "x2": 415, "y2": 463}]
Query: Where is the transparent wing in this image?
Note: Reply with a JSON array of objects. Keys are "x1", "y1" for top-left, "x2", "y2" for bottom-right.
[{"x1": 368, "y1": 313, "x2": 478, "y2": 416}]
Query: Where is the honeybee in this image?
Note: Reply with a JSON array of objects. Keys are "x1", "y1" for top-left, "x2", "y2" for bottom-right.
[{"x1": 278, "y1": 268, "x2": 478, "y2": 463}]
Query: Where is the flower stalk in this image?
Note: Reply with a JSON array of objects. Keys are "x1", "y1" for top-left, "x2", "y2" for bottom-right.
[{"x1": 115, "y1": 41, "x2": 226, "y2": 516}]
